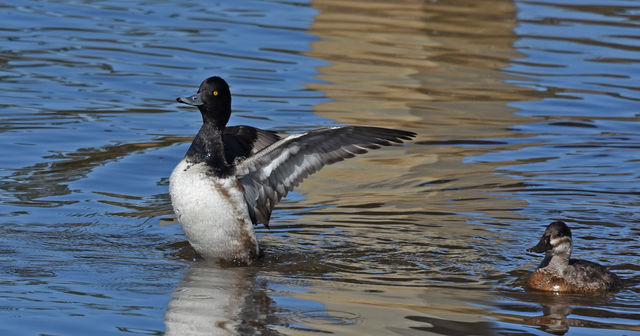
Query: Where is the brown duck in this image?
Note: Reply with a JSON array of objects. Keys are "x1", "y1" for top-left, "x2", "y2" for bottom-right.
[{"x1": 525, "y1": 221, "x2": 622, "y2": 293}]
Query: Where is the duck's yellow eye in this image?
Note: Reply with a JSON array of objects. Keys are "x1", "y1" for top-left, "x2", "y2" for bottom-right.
[{"x1": 212, "y1": 90, "x2": 219, "y2": 96}]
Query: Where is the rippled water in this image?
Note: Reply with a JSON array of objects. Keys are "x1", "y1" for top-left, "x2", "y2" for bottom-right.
[{"x1": 1, "y1": 0, "x2": 639, "y2": 335}]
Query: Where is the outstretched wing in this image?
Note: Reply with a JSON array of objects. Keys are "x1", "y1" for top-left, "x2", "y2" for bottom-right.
[{"x1": 235, "y1": 126, "x2": 415, "y2": 225}]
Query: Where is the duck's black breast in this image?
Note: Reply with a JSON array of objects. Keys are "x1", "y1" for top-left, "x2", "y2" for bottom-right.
[{"x1": 185, "y1": 125, "x2": 280, "y2": 168}]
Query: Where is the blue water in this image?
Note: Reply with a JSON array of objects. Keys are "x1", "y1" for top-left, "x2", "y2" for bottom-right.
[
  {"x1": 1, "y1": 1, "x2": 329, "y2": 334},
  {"x1": 1, "y1": 0, "x2": 639, "y2": 335}
]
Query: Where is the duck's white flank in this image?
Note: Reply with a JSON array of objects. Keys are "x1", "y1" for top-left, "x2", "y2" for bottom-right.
[{"x1": 169, "y1": 159, "x2": 258, "y2": 262}]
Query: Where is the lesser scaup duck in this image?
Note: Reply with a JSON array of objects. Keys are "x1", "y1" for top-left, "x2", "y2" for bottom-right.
[
  {"x1": 169, "y1": 76, "x2": 415, "y2": 263},
  {"x1": 525, "y1": 221, "x2": 622, "y2": 293}
]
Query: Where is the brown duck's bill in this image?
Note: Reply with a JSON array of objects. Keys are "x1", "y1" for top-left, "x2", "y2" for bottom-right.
[
  {"x1": 527, "y1": 235, "x2": 552, "y2": 253},
  {"x1": 176, "y1": 93, "x2": 203, "y2": 106}
]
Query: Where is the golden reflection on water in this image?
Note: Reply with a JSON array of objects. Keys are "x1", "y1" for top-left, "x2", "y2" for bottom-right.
[
  {"x1": 287, "y1": 284, "x2": 493, "y2": 335},
  {"x1": 260, "y1": 0, "x2": 549, "y2": 333},
  {"x1": 298, "y1": 0, "x2": 534, "y2": 249}
]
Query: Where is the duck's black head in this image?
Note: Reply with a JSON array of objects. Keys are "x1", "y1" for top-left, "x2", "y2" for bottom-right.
[
  {"x1": 528, "y1": 220, "x2": 573, "y2": 254},
  {"x1": 177, "y1": 76, "x2": 232, "y2": 128}
]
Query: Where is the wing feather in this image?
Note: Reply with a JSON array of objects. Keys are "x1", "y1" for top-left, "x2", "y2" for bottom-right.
[{"x1": 236, "y1": 126, "x2": 415, "y2": 225}]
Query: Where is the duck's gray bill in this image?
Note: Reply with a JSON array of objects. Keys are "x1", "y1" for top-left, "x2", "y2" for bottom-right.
[{"x1": 176, "y1": 93, "x2": 204, "y2": 106}]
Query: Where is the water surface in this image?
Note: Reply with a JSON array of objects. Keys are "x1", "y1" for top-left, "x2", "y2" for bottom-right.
[{"x1": 0, "y1": 0, "x2": 638, "y2": 335}]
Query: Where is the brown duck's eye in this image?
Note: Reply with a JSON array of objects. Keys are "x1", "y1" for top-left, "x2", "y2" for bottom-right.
[{"x1": 212, "y1": 90, "x2": 219, "y2": 96}]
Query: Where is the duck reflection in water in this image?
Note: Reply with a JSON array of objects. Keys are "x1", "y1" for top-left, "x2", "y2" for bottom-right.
[
  {"x1": 164, "y1": 262, "x2": 281, "y2": 335},
  {"x1": 522, "y1": 294, "x2": 621, "y2": 336}
]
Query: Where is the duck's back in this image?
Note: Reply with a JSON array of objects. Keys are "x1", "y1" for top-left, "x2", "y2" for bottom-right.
[
  {"x1": 526, "y1": 259, "x2": 622, "y2": 293},
  {"x1": 565, "y1": 259, "x2": 622, "y2": 292}
]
